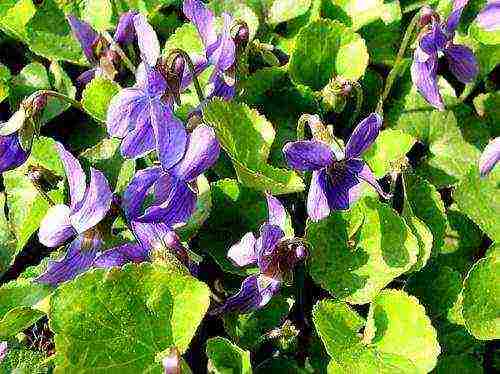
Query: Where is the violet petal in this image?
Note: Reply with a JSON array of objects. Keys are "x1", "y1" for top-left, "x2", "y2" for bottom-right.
[
  {"x1": 122, "y1": 166, "x2": 163, "y2": 220},
  {"x1": 445, "y1": 44, "x2": 479, "y2": 84},
  {"x1": 307, "y1": 169, "x2": 331, "y2": 221},
  {"x1": 67, "y1": 15, "x2": 99, "y2": 63},
  {"x1": 70, "y1": 168, "x2": 113, "y2": 234},
  {"x1": 265, "y1": 193, "x2": 287, "y2": 231},
  {"x1": 171, "y1": 124, "x2": 220, "y2": 181},
  {"x1": 228, "y1": 232, "x2": 257, "y2": 267},
  {"x1": 0, "y1": 133, "x2": 29, "y2": 173},
  {"x1": 345, "y1": 113, "x2": 382, "y2": 159},
  {"x1": 476, "y1": 2, "x2": 500, "y2": 31},
  {"x1": 212, "y1": 274, "x2": 281, "y2": 314},
  {"x1": 114, "y1": 11, "x2": 139, "y2": 45},
  {"x1": 133, "y1": 14, "x2": 160, "y2": 66},
  {"x1": 36, "y1": 234, "x2": 100, "y2": 286},
  {"x1": 151, "y1": 103, "x2": 188, "y2": 171},
  {"x1": 38, "y1": 204, "x2": 76, "y2": 248},
  {"x1": 411, "y1": 49, "x2": 444, "y2": 111},
  {"x1": 55, "y1": 142, "x2": 86, "y2": 210},
  {"x1": 283, "y1": 140, "x2": 335, "y2": 172}
]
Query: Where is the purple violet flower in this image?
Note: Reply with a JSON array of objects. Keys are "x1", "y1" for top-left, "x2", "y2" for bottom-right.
[
  {"x1": 411, "y1": 0, "x2": 479, "y2": 110},
  {"x1": 283, "y1": 113, "x2": 390, "y2": 221},
  {"x1": 120, "y1": 124, "x2": 219, "y2": 227},
  {"x1": 213, "y1": 194, "x2": 307, "y2": 314},
  {"x1": 183, "y1": 0, "x2": 237, "y2": 100},
  {"x1": 476, "y1": 1, "x2": 500, "y2": 31},
  {"x1": 0, "y1": 133, "x2": 29, "y2": 173},
  {"x1": 67, "y1": 11, "x2": 138, "y2": 86},
  {"x1": 106, "y1": 14, "x2": 189, "y2": 167},
  {"x1": 36, "y1": 142, "x2": 112, "y2": 286},
  {"x1": 479, "y1": 136, "x2": 500, "y2": 177}
]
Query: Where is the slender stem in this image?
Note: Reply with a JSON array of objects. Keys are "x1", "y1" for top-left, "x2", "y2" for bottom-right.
[
  {"x1": 170, "y1": 49, "x2": 205, "y2": 103},
  {"x1": 376, "y1": 9, "x2": 422, "y2": 115},
  {"x1": 102, "y1": 31, "x2": 136, "y2": 73},
  {"x1": 349, "y1": 82, "x2": 363, "y2": 128}
]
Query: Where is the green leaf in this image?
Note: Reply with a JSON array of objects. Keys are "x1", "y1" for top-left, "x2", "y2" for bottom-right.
[
  {"x1": 164, "y1": 21, "x2": 204, "y2": 57},
  {"x1": 266, "y1": 0, "x2": 311, "y2": 25},
  {"x1": 364, "y1": 129, "x2": 416, "y2": 178},
  {"x1": 325, "y1": 0, "x2": 400, "y2": 31},
  {"x1": 224, "y1": 295, "x2": 293, "y2": 350},
  {"x1": 0, "y1": 0, "x2": 36, "y2": 41},
  {"x1": 312, "y1": 299, "x2": 418, "y2": 373},
  {"x1": 405, "y1": 264, "x2": 462, "y2": 319},
  {"x1": 0, "y1": 62, "x2": 10, "y2": 103},
  {"x1": 454, "y1": 167, "x2": 500, "y2": 242},
  {"x1": 81, "y1": 0, "x2": 113, "y2": 31},
  {"x1": 364, "y1": 290, "x2": 441, "y2": 373},
  {"x1": 437, "y1": 207, "x2": 484, "y2": 275},
  {"x1": 79, "y1": 138, "x2": 135, "y2": 193},
  {"x1": 0, "y1": 342, "x2": 49, "y2": 373},
  {"x1": 289, "y1": 19, "x2": 368, "y2": 90},
  {"x1": 202, "y1": 99, "x2": 305, "y2": 194},
  {"x1": 306, "y1": 197, "x2": 419, "y2": 304},
  {"x1": 404, "y1": 173, "x2": 447, "y2": 254},
  {"x1": 0, "y1": 278, "x2": 51, "y2": 339},
  {"x1": 0, "y1": 193, "x2": 17, "y2": 277},
  {"x1": 3, "y1": 137, "x2": 65, "y2": 252},
  {"x1": 81, "y1": 77, "x2": 121, "y2": 123},
  {"x1": 462, "y1": 247, "x2": 500, "y2": 340},
  {"x1": 358, "y1": 1, "x2": 402, "y2": 65},
  {"x1": 25, "y1": 0, "x2": 85, "y2": 64},
  {"x1": 49, "y1": 262, "x2": 210, "y2": 372},
  {"x1": 206, "y1": 337, "x2": 252, "y2": 374},
  {"x1": 473, "y1": 91, "x2": 500, "y2": 135},
  {"x1": 401, "y1": 206, "x2": 433, "y2": 272},
  {"x1": 197, "y1": 178, "x2": 267, "y2": 275}
]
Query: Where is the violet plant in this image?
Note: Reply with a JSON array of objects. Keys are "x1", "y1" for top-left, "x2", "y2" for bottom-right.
[{"x1": 0, "y1": 0, "x2": 498, "y2": 372}]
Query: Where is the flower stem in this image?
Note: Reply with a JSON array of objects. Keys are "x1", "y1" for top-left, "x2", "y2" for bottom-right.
[
  {"x1": 170, "y1": 49, "x2": 205, "y2": 103},
  {"x1": 349, "y1": 82, "x2": 363, "y2": 128},
  {"x1": 376, "y1": 9, "x2": 422, "y2": 115},
  {"x1": 102, "y1": 31, "x2": 136, "y2": 74}
]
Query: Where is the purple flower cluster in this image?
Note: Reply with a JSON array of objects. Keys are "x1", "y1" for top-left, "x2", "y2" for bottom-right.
[
  {"x1": 411, "y1": 0, "x2": 478, "y2": 110},
  {"x1": 0, "y1": 0, "x2": 496, "y2": 319}
]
